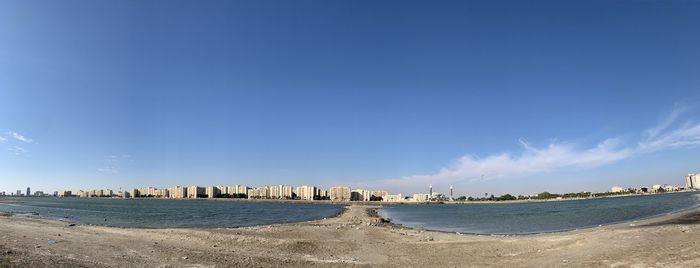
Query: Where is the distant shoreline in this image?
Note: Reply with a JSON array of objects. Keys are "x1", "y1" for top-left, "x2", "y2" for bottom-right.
[
  {"x1": 4, "y1": 189, "x2": 695, "y2": 206},
  {"x1": 374, "y1": 193, "x2": 700, "y2": 236}
]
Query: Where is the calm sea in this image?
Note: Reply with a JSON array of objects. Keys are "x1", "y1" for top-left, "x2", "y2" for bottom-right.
[
  {"x1": 0, "y1": 197, "x2": 343, "y2": 228},
  {"x1": 379, "y1": 191, "x2": 700, "y2": 235}
]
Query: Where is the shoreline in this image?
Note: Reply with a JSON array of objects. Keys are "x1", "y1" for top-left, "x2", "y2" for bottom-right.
[
  {"x1": 3, "y1": 190, "x2": 696, "y2": 206},
  {"x1": 374, "y1": 193, "x2": 700, "y2": 236},
  {"x1": 1, "y1": 192, "x2": 697, "y2": 234},
  {"x1": 1, "y1": 204, "x2": 700, "y2": 266}
]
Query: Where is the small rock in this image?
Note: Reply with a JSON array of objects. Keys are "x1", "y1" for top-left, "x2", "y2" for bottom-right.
[
  {"x1": 213, "y1": 245, "x2": 218, "y2": 247},
  {"x1": 57, "y1": 234, "x2": 61, "y2": 236},
  {"x1": 68, "y1": 223, "x2": 76, "y2": 227},
  {"x1": 35, "y1": 245, "x2": 41, "y2": 249},
  {"x1": 5, "y1": 250, "x2": 12, "y2": 254},
  {"x1": 182, "y1": 256, "x2": 188, "y2": 260}
]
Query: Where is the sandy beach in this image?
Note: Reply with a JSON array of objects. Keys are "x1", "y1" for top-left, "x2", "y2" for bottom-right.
[{"x1": 0, "y1": 204, "x2": 699, "y2": 267}]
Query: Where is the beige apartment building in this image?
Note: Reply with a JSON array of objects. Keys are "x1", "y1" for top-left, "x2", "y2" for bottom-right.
[
  {"x1": 248, "y1": 186, "x2": 270, "y2": 199},
  {"x1": 187, "y1": 186, "x2": 205, "y2": 198},
  {"x1": 206, "y1": 186, "x2": 221, "y2": 198},
  {"x1": 384, "y1": 194, "x2": 403, "y2": 202},
  {"x1": 295, "y1": 185, "x2": 316, "y2": 200},
  {"x1": 371, "y1": 190, "x2": 388, "y2": 200},
  {"x1": 351, "y1": 189, "x2": 371, "y2": 201},
  {"x1": 330, "y1": 186, "x2": 351, "y2": 201},
  {"x1": 269, "y1": 185, "x2": 294, "y2": 199},
  {"x1": 168, "y1": 186, "x2": 187, "y2": 199}
]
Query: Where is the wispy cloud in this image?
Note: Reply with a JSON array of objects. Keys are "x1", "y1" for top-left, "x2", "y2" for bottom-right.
[
  {"x1": 7, "y1": 146, "x2": 28, "y2": 155},
  {"x1": 97, "y1": 166, "x2": 119, "y2": 173},
  {"x1": 97, "y1": 154, "x2": 131, "y2": 173},
  {"x1": 0, "y1": 136, "x2": 5, "y2": 142},
  {"x1": 389, "y1": 106, "x2": 700, "y2": 188},
  {"x1": 7, "y1": 132, "x2": 33, "y2": 143}
]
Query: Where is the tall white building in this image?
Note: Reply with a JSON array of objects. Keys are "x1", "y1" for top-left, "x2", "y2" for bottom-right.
[
  {"x1": 384, "y1": 194, "x2": 403, "y2": 202},
  {"x1": 295, "y1": 185, "x2": 316, "y2": 200},
  {"x1": 248, "y1": 186, "x2": 270, "y2": 199},
  {"x1": 351, "y1": 189, "x2": 371, "y2": 201},
  {"x1": 686, "y1": 173, "x2": 699, "y2": 190},
  {"x1": 206, "y1": 186, "x2": 221, "y2": 198},
  {"x1": 187, "y1": 186, "x2": 205, "y2": 198},
  {"x1": 270, "y1": 185, "x2": 293, "y2": 199},
  {"x1": 228, "y1": 185, "x2": 248, "y2": 196},
  {"x1": 168, "y1": 186, "x2": 187, "y2": 199}
]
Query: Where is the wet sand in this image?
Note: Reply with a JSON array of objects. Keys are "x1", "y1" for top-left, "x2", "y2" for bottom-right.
[{"x1": 0, "y1": 205, "x2": 699, "y2": 267}]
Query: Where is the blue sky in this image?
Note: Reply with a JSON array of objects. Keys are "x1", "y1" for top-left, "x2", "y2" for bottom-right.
[{"x1": 1, "y1": 0, "x2": 699, "y2": 196}]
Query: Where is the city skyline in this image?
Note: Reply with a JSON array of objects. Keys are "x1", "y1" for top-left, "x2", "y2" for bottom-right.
[{"x1": 2, "y1": 1, "x2": 700, "y2": 196}]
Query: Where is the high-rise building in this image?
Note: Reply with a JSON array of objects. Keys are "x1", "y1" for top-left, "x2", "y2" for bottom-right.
[
  {"x1": 329, "y1": 186, "x2": 351, "y2": 201},
  {"x1": 450, "y1": 185, "x2": 453, "y2": 199},
  {"x1": 370, "y1": 191, "x2": 388, "y2": 200},
  {"x1": 295, "y1": 185, "x2": 316, "y2": 200},
  {"x1": 429, "y1": 184, "x2": 433, "y2": 197},
  {"x1": 228, "y1": 185, "x2": 248, "y2": 197},
  {"x1": 413, "y1": 193, "x2": 429, "y2": 202},
  {"x1": 247, "y1": 186, "x2": 270, "y2": 199},
  {"x1": 26, "y1": 187, "x2": 30, "y2": 197},
  {"x1": 187, "y1": 186, "x2": 205, "y2": 198},
  {"x1": 686, "y1": 173, "x2": 699, "y2": 190},
  {"x1": 351, "y1": 189, "x2": 371, "y2": 201},
  {"x1": 384, "y1": 194, "x2": 403, "y2": 202},
  {"x1": 206, "y1": 186, "x2": 221, "y2": 198}
]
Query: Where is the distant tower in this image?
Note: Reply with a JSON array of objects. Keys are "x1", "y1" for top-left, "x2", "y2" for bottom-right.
[
  {"x1": 429, "y1": 184, "x2": 433, "y2": 196},
  {"x1": 450, "y1": 185, "x2": 453, "y2": 199},
  {"x1": 26, "y1": 187, "x2": 30, "y2": 197}
]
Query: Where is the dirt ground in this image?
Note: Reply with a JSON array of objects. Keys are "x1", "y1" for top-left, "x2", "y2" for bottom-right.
[{"x1": 1, "y1": 204, "x2": 699, "y2": 267}]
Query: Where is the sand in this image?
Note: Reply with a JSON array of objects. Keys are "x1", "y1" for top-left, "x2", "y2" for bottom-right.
[{"x1": 0, "y1": 204, "x2": 699, "y2": 267}]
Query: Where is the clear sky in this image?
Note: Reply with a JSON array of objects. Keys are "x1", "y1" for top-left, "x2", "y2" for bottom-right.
[{"x1": 1, "y1": 0, "x2": 699, "y2": 196}]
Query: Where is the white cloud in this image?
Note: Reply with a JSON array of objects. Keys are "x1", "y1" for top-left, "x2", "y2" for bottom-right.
[
  {"x1": 7, "y1": 132, "x2": 33, "y2": 143},
  {"x1": 97, "y1": 167, "x2": 119, "y2": 173},
  {"x1": 0, "y1": 136, "x2": 5, "y2": 142},
  {"x1": 389, "y1": 106, "x2": 700, "y2": 188},
  {"x1": 7, "y1": 146, "x2": 28, "y2": 155}
]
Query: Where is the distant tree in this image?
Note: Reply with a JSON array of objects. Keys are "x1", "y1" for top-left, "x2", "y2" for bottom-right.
[
  {"x1": 456, "y1": 196, "x2": 467, "y2": 201},
  {"x1": 497, "y1": 194, "x2": 516, "y2": 201},
  {"x1": 369, "y1": 195, "x2": 383, "y2": 201},
  {"x1": 467, "y1": 196, "x2": 474, "y2": 201}
]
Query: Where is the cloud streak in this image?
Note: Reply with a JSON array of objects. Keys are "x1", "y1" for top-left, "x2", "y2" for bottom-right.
[
  {"x1": 7, "y1": 146, "x2": 28, "y2": 155},
  {"x1": 97, "y1": 166, "x2": 119, "y2": 173},
  {"x1": 7, "y1": 132, "x2": 33, "y2": 143},
  {"x1": 391, "y1": 106, "x2": 700, "y2": 187}
]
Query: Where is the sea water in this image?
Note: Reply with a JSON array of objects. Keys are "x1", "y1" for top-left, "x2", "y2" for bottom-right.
[
  {"x1": 378, "y1": 191, "x2": 699, "y2": 234},
  {"x1": 0, "y1": 197, "x2": 343, "y2": 228}
]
